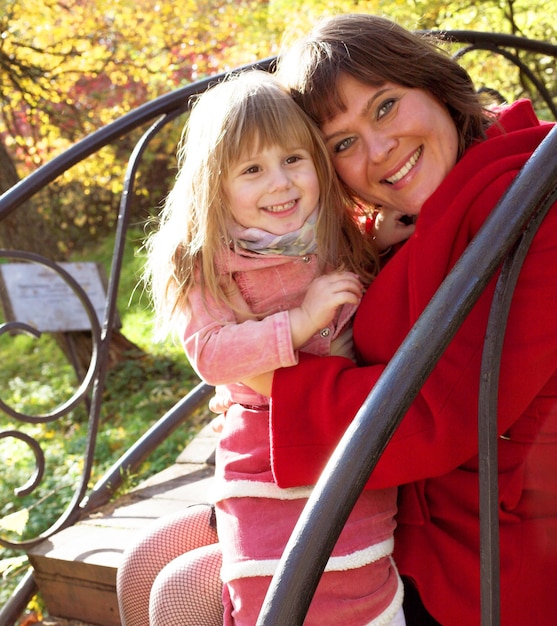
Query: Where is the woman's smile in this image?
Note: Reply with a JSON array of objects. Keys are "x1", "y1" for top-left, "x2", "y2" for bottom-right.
[{"x1": 382, "y1": 146, "x2": 423, "y2": 186}]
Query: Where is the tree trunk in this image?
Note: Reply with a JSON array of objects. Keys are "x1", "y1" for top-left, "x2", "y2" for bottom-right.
[
  {"x1": 58, "y1": 329, "x2": 144, "y2": 380},
  {"x1": 0, "y1": 140, "x2": 60, "y2": 254}
]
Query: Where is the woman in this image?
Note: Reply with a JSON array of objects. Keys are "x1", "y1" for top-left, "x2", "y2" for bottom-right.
[{"x1": 261, "y1": 13, "x2": 557, "y2": 626}]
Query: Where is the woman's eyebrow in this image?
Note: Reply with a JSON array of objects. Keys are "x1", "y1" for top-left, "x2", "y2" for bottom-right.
[{"x1": 323, "y1": 87, "x2": 391, "y2": 143}]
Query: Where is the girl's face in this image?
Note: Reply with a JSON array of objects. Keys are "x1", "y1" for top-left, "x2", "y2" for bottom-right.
[
  {"x1": 320, "y1": 74, "x2": 459, "y2": 216},
  {"x1": 223, "y1": 143, "x2": 320, "y2": 236}
]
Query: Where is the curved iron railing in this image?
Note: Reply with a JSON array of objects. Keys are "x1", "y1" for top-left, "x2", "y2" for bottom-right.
[
  {"x1": 0, "y1": 57, "x2": 273, "y2": 553},
  {"x1": 257, "y1": 123, "x2": 557, "y2": 626},
  {"x1": 444, "y1": 31, "x2": 557, "y2": 118},
  {"x1": 0, "y1": 31, "x2": 556, "y2": 625}
]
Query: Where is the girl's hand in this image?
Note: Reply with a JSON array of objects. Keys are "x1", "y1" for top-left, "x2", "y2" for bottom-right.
[
  {"x1": 289, "y1": 271, "x2": 363, "y2": 349},
  {"x1": 374, "y1": 208, "x2": 416, "y2": 251}
]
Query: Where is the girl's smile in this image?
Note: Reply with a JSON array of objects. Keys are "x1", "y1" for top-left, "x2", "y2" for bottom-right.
[
  {"x1": 262, "y1": 199, "x2": 297, "y2": 213},
  {"x1": 321, "y1": 75, "x2": 459, "y2": 215},
  {"x1": 224, "y1": 144, "x2": 320, "y2": 235}
]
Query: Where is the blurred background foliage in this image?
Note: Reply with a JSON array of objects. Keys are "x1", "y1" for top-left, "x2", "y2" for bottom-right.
[{"x1": 1, "y1": 0, "x2": 555, "y2": 258}]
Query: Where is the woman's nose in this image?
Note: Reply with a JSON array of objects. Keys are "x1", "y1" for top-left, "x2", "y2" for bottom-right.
[{"x1": 366, "y1": 132, "x2": 396, "y2": 164}]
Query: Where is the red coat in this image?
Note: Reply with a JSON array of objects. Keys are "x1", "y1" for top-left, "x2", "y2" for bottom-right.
[{"x1": 269, "y1": 100, "x2": 557, "y2": 625}]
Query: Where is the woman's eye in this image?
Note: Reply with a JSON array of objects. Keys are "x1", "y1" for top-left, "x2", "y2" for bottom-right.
[
  {"x1": 377, "y1": 98, "x2": 396, "y2": 120},
  {"x1": 333, "y1": 136, "x2": 355, "y2": 153}
]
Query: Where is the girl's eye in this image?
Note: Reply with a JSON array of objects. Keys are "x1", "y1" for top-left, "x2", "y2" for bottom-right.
[
  {"x1": 333, "y1": 136, "x2": 355, "y2": 154},
  {"x1": 377, "y1": 98, "x2": 396, "y2": 120},
  {"x1": 285, "y1": 155, "x2": 302, "y2": 165},
  {"x1": 242, "y1": 165, "x2": 261, "y2": 175}
]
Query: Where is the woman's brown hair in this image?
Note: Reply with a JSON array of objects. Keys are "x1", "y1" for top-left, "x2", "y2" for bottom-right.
[{"x1": 276, "y1": 14, "x2": 493, "y2": 158}]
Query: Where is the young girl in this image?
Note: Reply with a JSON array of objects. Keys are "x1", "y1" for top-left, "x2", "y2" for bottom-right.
[{"x1": 117, "y1": 70, "x2": 409, "y2": 626}]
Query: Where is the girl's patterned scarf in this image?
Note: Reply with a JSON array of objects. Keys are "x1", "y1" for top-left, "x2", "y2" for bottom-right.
[{"x1": 229, "y1": 207, "x2": 318, "y2": 257}]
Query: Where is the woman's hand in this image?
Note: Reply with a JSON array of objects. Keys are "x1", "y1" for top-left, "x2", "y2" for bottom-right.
[
  {"x1": 373, "y1": 208, "x2": 416, "y2": 251},
  {"x1": 207, "y1": 373, "x2": 273, "y2": 430},
  {"x1": 207, "y1": 392, "x2": 231, "y2": 432}
]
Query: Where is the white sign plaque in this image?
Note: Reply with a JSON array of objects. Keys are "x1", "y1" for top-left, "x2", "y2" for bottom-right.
[{"x1": 0, "y1": 262, "x2": 107, "y2": 332}]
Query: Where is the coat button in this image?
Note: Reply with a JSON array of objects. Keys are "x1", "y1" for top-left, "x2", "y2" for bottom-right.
[
  {"x1": 320, "y1": 328, "x2": 330, "y2": 338},
  {"x1": 302, "y1": 256, "x2": 311, "y2": 263}
]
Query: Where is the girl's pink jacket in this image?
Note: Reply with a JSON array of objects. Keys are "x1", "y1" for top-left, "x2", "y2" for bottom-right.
[
  {"x1": 182, "y1": 242, "x2": 403, "y2": 624},
  {"x1": 182, "y1": 248, "x2": 355, "y2": 407},
  {"x1": 269, "y1": 100, "x2": 557, "y2": 625}
]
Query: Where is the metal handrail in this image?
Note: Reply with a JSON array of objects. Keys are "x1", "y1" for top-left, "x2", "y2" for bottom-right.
[{"x1": 256, "y1": 108, "x2": 557, "y2": 626}]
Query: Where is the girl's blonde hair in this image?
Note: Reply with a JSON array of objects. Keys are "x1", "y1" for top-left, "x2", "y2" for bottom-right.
[{"x1": 145, "y1": 70, "x2": 378, "y2": 335}]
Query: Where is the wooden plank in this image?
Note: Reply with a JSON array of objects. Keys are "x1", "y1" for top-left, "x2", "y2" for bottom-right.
[
  {"x1": 32, "y1": 571, "x2": 120, "y2": 626},
  {"x1": 27, "y1": 426, "x2": 217, "y2": 625}
]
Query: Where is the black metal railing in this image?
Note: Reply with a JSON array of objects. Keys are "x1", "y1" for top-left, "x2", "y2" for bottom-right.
[
  {"x1": 256, "y1": 122, "x2": 557, "y2": 626},
  {"x1": 0, "y1": 31, "x2": 556, "y2": 625},
  {"x1": 256, "y1": 33, "x2": 557, "y2": 626}
]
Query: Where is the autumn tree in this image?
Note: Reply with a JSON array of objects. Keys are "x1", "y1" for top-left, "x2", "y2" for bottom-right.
[
  {"x1": 0, "y1": 0, "x2": 554, "y2": 367},
  {"x1": 3, "y1": 0, "x2": 553, "y2": 247}
]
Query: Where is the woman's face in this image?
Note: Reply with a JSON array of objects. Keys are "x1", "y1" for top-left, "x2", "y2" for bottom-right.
[{"x1": 320, "y1": 74, "x2": 459, "y2": 215}]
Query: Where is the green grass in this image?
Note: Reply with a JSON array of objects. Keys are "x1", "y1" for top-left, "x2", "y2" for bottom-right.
[{"x1": 0, "y1": 229, "x2": 210, "y2": 614}]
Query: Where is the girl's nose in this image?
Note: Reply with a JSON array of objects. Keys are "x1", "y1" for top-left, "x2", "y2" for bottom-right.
[{"x1": 268, "y1": 167, "x2": 291, "y2": 192}]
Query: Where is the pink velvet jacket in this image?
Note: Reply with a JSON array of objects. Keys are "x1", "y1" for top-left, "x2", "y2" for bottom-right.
[
  {"x1": 183, "y1": 246, "x2": 403, "y2": 624},
  {"x1": 182, "y1": 247, "x2": 355, "y2": 407},
  {"x1": 269, "y1": 100, "x2": 557, "y2": 625}
]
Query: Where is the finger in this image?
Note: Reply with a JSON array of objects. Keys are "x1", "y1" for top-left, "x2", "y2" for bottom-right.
[{"x1": 210, "y1": 416, "x2": 225, "y2": 433}]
